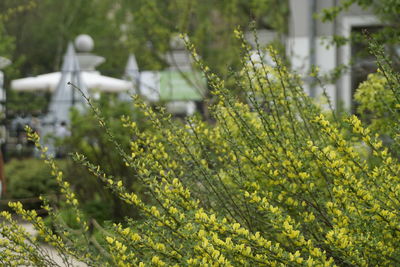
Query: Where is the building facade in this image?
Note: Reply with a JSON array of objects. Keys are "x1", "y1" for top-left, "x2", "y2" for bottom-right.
[{"x1": 288, "y1": 0, "x2": 379, "y2": 111}]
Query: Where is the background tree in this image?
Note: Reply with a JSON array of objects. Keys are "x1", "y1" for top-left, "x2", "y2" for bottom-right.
[
  {"x1": 119, "y1": 0, "x2": 289, "y2": 75},
  {"x1": 0, "y1": 0, "x2": 127, "y2": 78},
  {"x1": 1, "y1": 0, "x2": 128, "y2": 117},
  {"x1": 1, "y1": 0, "x2": 289, "y2": 79},
  {"x1": 0, "y1": 0, "x2": 289, "y2": 118}
]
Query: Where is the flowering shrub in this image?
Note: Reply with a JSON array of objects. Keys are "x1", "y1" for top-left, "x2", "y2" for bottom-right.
[
  {"x1": 62, "y1": 95, "x2": 146, "y2": 222},
  {"x1": 1, "y1": 34, "x2": 400, "y2": 266}
]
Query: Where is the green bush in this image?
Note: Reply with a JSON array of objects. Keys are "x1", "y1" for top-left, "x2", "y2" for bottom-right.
[
  {"x1": 2, "y1": 36, "x2": 400, "y2": 266},
  {"x1": 4, "y1": 159, "x2": 59, "y2": 199},
  {"x1": 3, "y1": 158, "x2": 63, "y2": 211}
]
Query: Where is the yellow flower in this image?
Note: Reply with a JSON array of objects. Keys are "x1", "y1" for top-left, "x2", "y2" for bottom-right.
[{"x1": 106, "y1": 236, "x2": 114, "y2": 244}]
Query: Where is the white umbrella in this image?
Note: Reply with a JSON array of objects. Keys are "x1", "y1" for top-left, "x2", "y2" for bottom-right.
[
  {"x1": 11, "y1": 71, "x2": 131, "y2": 93},
  {"x1": 82, "y1": 72, "x2": 132, "y2": 92},
  {"x1": 11, "y1": 72, "x2": 60, "y2": 92}
]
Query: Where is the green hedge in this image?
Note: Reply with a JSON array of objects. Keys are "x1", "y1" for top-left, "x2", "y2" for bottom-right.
[{"x1": 4, "y1": 159, "x2": 59, "y2": 199}]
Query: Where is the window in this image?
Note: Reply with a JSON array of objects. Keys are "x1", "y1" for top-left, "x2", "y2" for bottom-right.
[{"x1": 350, "y1": 25, "x2": 382, "y2": 114}]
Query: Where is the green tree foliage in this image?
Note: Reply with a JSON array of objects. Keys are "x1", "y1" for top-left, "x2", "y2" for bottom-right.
[
  {"x1": 1, "y1": 0, "x2": 288, "y2": 117},
  {"x1": 0, "y1": 0, "x2": 130, "y2": 117},
  {"x1": 0, "y1": 23, "x2": 14, "y2": 60},
  {"x1": 0, "y1": 2, "x2": 34, "y2": 85},
  {"x1": 120, "y1": 0, "x2": 289, "y2": 75},
  {"x1": 1, "y1": 0, "x2": 289, "y2": 77},
  {"x1": 0, "y1": 2, "x2": 26, "y2": 59},
  {"x1": 0, "y1": 0, "x2": 127, "y2": 77},
  {"x1": 2, "y1": 34, "x2": 400, "y2": 266}
]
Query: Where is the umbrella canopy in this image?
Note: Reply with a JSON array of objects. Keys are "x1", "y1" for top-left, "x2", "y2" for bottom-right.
[
  {"x1": 11, "y1": 41, "x2": 132, "y2": 94},
  {"x1": 82, "y1": 72, "x2": 132, "y2": 92},
  {"x1": 11, "y1": 71, "x2": 132, "y2": 93},
  {"x1": 11, "y1": 72, "x2": 60, "y2": 92}
]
